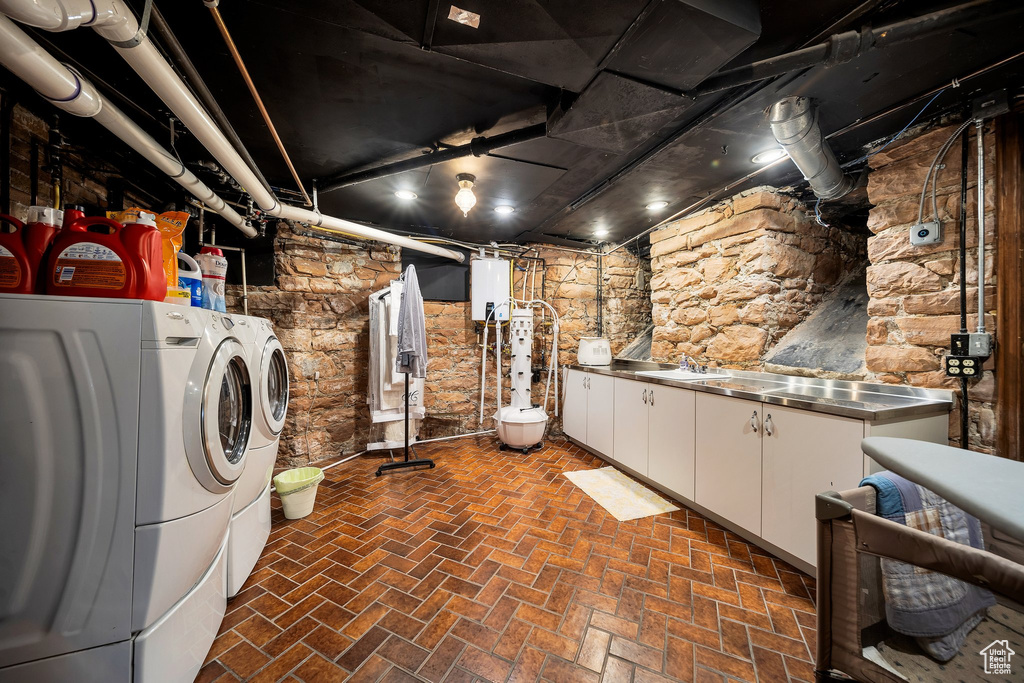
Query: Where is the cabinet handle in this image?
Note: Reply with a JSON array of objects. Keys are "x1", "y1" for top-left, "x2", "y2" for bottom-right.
[
  {"x1": 585, "y1": 377, "x2": 589, "y2": 389},
  {"x1": 764, "y1": 414, "x2": 774, "y2": 436},
  {"x1": 650, "y1": 389, "x2": 655, "y2": 406},
  {"x1": 750, "y1": 410, "x2": 759, "y2": 433},
  {"x1": 642, "y1": 389, "x2": 647, "y2": 404}
]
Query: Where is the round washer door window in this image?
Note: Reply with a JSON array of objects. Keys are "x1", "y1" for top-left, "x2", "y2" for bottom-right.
[
  {"x1": 260, "y1": 337, "x2": 288, "y2": 434},
  {"x1": 203, "y1": 338, "x2": 252, "y2": 485}
]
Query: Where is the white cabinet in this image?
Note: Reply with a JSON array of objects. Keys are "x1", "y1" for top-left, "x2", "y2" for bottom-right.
[
  {"x1": 562, "y1": 369, "x2": 614, "y2": 458},
  {"x1": 613, "y1": 380, "x2": 696, "y2": 488},
  {"x1": 761, "y1": 406, "x2": 864, "y2": 566},
  {"x1": 562, "y1": 369, "x2": 588, "y2": 442},
  {"x1": 695, "y1": 394, "x2": 763, "y2": 535},
  {"x1": 613, "y1": 379, "x2": 650, "y2": 474},
  {"x1": 587, "y1": 374, "x2": 615, "y2": 457},
  {"x1": 648, "y1": 385, "x2": 696, "y2": 501}
]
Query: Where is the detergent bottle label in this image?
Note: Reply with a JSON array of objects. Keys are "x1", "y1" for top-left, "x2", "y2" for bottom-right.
[
  {"x1": 0, "y1": 244, "x2": 22, "y2": 288},
  {"x1": 52, "y1": 242, "x2": 126, "y2": 289}
]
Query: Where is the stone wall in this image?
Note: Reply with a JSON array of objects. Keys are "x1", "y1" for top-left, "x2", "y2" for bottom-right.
[
  {"x1": 229, "y1": 226, "x2": 651, "y2": 466},
  {"x1": 864, "y1": 121, "x2": 997, "y2": 451},
  {"x1": 4, "y1": 100, "x2": 150, "y2": 217},
  {"x1": 648, "y1": 189, "x2": 865, "y2": 367}
]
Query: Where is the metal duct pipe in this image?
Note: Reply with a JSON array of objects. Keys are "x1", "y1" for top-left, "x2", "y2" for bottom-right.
[
  {"x1": 0, "y1": 0, "x2": 465, "y2": 261},
  {"x1": 0, "y1": 13, "x2": 255, "y2": 235},
  {"x1": 768, "y1": 96, "x2": 854, "y2": 201},
  {"x1": 317, "y1": 123, "x2": 548, "y2": 194}
]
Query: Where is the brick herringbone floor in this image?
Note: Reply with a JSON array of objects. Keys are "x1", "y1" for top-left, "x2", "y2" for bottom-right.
[{"x1": 199, "y1": 436, "x2": 817, "y2": 682}]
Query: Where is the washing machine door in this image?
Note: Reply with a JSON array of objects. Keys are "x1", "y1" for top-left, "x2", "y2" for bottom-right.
[
  {"x1": 259, "y1": 336, "x2": 288, "y2": 436},
  {"x1": 185, "y1": 337, "x2": 252, "y2": 493}
]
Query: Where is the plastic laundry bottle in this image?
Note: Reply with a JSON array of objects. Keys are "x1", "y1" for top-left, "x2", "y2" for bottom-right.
[
  {"x1": 121, "y1": 211, "x2": 167, "y2": 302},
  {"x1": 0, "y1": 214, "x2": 32, "y2": 294},
  {"x1": 24, "y1": 206, "x2": 63, "y2": 293},
  {"x1": 195, "y1": 246, "x2": 227, "y2": 312},
  {"x1": 177, "y1": 251, "x2": 203, "y2": 307}
]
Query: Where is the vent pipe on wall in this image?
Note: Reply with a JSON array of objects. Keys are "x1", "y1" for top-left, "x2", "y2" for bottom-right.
[{"x1": 768, "y1": 96, "x2": 854, "y2": 201}]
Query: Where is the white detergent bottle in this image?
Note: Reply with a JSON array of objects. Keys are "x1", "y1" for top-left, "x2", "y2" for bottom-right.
[
  {"x1": 195, "y1": 246, "x2": 227, "y2": 312},
  {"x1": 177, "y1": 252, "x2": 203, "y2": 307}
]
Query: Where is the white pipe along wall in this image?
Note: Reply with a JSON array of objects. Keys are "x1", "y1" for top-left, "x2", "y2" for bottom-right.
[
  {"x1": 0, "y1": 13, "x2": 255, "y2": 235},
  {"x1": 0, "y1": 0, "x2": 465, "y2": 262}
]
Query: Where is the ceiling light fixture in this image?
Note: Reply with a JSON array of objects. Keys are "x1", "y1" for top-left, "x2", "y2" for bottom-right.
[
  {"x1": 394, "y1": 190, "x2": 417, "y2": 200},
  {"x1": 751, "y1": 147, "x2": 787, "y2": 164},
  {"x1": 646, "y1": 201, "x2": 669, "y2": 211},
  {"x1": 494, "y1": 205, "x2": 515, "y2": 215},
  {"x1": 594, "y1": 228, "x2": 609, "y2": 238},
  {"x1": 454, "y1": 173, "x2": 477, "y2": 217}
]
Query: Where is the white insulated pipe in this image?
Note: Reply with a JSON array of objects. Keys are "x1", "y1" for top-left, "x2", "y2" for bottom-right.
[
  {"x1": 0, "y1": 0, "x2": 465, "y2": 261},
  {"x1": 975, "y1": 120, "x2": 987, "y2": 333},
  {"x1": 0, "y1": 13, "x2": 255, "y2": 235}
]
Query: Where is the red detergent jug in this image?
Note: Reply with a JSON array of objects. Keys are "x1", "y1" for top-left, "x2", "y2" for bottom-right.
[
  {"x1": 47, "y1": 216, "x2": 138, "y2": 298},
  {"x1": 24, "y1": 206, "x2": 63, "y2": 293},
  {"x1": 121, "y1": 211, "x2": 167, "y2": 302},
  {"x1": 0, "y1": 214, "x2": 33, "y2": 294}
]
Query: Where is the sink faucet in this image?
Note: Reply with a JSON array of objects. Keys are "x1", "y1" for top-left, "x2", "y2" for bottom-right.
[{"x1": 680, "y1": 355, "x2": 705, "y2": 372}]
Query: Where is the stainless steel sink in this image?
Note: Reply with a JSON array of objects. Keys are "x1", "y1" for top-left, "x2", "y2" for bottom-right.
[
  {"x1": 635, "y1": 369, "x2": 728, "y2": 382},
  {"x1": 684, "y1": 377, "x2": 790, "y2": 393}
]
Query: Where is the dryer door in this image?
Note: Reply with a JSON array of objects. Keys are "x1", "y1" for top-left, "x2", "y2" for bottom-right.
[
  {"x1": 186, "y1": 337, "x2": 252, "y2": 492},
  {"x1": 259, "y1": 336, "x2": 288, "y2": 436}
]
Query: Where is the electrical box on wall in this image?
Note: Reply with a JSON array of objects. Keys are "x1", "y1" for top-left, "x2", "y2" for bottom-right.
[
  {"x1": 471, "y1": 257, "x2": 511, "y2": 321},
  {"x1": 910, "y1": 221, "x2": 942, "y2": 247}
]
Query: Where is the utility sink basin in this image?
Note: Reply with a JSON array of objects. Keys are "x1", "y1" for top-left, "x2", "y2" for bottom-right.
[{"x1": 635, "y1": 369, "x2": 727, "y2": 382}]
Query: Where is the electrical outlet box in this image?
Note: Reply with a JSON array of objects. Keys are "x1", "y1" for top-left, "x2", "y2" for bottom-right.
[
  {"x1": 910, "y1": 221, "x2": 942, "y2": 246},
  {"x1": 945, "y1": 355, "x2": 983, "y2": 378},
  {"x1": 972, "y1": 89, "x2": 1010, "y2": 121},
  {"x1": 969, "y1": 332, "x2": 993, "y2": 358}
]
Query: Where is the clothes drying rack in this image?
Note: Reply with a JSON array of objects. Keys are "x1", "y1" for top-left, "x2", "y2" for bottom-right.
[{"x1": 376, "y1": 269, "x2": 434, "y2": 476}]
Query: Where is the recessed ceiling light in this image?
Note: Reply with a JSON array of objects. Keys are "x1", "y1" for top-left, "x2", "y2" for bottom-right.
[
  {"x1": 494, "y1": 205, "x2": 515, "y2": 215},
  {"x1": 394, "y1": 190, "x2": 417, "y2": 200},
  {"x1": 646, "y1": 201, "x2": 669, "y2": 211},
  {"x1": 594, "y1": 228, "x2": 609, "y2": 238},
  {"x1": 751, "y1": 148, "x2": 787, "y2": 164}
]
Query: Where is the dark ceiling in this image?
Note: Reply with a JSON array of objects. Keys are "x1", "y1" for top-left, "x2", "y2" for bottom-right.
[{"x1": 6, "y1": 0, "x2": 1024, "y2": 250}]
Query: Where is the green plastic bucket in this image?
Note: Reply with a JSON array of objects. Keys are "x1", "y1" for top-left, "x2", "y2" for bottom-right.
[{"x1": 273, "y1": 467, "x2": 324, "y2": 519}]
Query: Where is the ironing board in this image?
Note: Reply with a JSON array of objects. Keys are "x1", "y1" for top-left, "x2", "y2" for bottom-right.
[{"x1": 862, "y1": 437, "x2": 1024, "y2": 541}]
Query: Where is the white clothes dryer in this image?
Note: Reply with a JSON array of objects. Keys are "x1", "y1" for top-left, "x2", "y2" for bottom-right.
[
  {"x1": 227, "y1": 315, "x2": 289, "y2": 596},
  {"x1": 0, "y1": 294, "x2": 254, "y2": 683}
]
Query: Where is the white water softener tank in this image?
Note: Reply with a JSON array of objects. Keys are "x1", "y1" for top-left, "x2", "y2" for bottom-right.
[{"x1": 471, "y1": 257, "x2": 511, "y2": 321}]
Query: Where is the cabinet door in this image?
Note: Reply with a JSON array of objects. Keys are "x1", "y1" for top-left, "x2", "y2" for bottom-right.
[
  {"x1": 562, "y1": 370, "x2": 588, "y2": 442},
  {"x1": 695, "y1": 394, "x2": 763, "y2": 534},
  {"x1": 613, "y1": 379, "x2": 649, "y2": 474},
  {"x1": 648, "y1": 385, "x2": 696, "y2": 500},
  {"x1": 586, "y1": 373, "x2": 615, "y2": 458},
  {"x1": 761, "y1": 406, "x2": 864, "y2": 566}
]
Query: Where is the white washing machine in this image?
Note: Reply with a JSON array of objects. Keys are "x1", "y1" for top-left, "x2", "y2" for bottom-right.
[
  {"x1": 227, "y1": 315, "x2": 288, "y2": 596},
  {"x1": 0, "y1": 294, "x2": 254, "y2": 683}
]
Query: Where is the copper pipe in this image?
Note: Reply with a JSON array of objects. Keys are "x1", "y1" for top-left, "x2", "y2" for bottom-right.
[{"x1": 207, "y1": 4, "x2": 312, "y2": 206}]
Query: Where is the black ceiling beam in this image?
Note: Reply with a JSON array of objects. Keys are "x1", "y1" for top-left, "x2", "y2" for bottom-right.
[
  {"x1": 316, "y1": 123, "x2": 547, "y2": 194},
  {"x1": 690, "y1": 0, "x2": 1019, "y2": 98}
]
